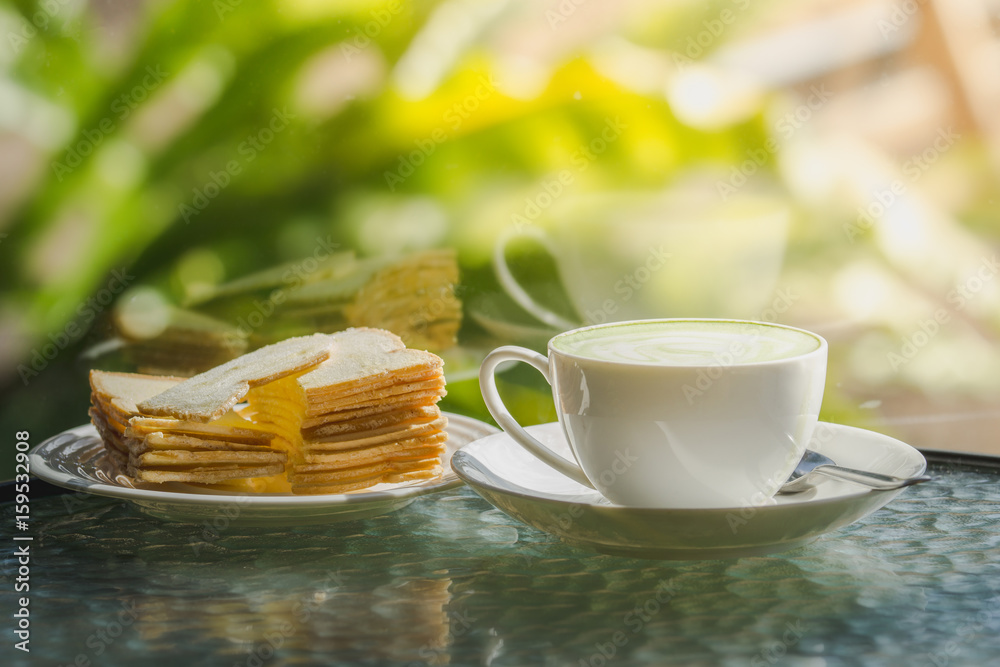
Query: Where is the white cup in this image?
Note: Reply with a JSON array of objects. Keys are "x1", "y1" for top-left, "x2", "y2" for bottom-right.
[{"x1": 479, "y1": 319, "x2": 828, "y2": 508}]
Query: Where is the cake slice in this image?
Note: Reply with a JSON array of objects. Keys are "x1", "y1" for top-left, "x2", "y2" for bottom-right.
[
  {"x1": 89, "y1": 329, "x2": 448, "y2": 495},
  {"x1": 247, "y1": 328, "x2": 448, "y2": 495},
  {"x1": 89, "y1": 365, "x2": 288, "y2": 487}
]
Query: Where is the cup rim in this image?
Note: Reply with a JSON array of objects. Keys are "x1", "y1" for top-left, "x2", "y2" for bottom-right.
[{"x1": 548, "y1": 318, "x2": 827, "y2": 367}]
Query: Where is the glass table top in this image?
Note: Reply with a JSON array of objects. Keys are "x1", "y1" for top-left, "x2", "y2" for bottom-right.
[{"x1": 3, "y1": 455, "x2": 999, "y2": 667}]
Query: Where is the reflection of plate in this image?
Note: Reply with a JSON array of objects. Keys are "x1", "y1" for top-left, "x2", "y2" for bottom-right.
[
  {"x1": 452, "y1": 421, "x2": 927, "y2": 560},
  {"x1": 30, "y1": 413, "x2": 497, "y2": 526}
]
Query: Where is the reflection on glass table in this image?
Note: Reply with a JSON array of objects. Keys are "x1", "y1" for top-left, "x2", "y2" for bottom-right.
[{"x1": 6, "y1": 453, "x2": 999, "y2": 667}]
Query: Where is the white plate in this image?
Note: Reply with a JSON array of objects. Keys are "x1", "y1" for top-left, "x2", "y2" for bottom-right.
[
  {"x1": 452, "y1": 421, "x2": 928, "y2": 560},
  {"x1": 30, "y1": 413, "x2": 497, "y2": 526}
]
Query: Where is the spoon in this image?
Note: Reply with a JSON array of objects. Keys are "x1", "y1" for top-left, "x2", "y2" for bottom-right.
[{"x1": 779, "y1": 449, "x2": 932, "y2": 494}]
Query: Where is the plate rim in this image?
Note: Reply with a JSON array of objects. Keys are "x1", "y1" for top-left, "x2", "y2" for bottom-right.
[
  {"x1": 451, "y1": 420, "x2": 929, "y2": 557},
  {"x1": 29, "y1": 412, "x2": 498, "y2": 508},
  {"x1": 451, "y1": 420, "x2": 928, "y2": 514}
]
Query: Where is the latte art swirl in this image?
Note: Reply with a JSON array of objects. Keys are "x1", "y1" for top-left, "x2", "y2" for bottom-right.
[{"x1": 553, "y1": 321, "x2": 819, "y2": 365}]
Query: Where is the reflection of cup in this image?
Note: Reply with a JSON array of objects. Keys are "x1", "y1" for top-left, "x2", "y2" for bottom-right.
[
  {"x1": 479, "y1": 319, "x2": 827, "y2": 508},
  {"x1": 494, "y1": 191, "x2": 790, "y2": 330}
]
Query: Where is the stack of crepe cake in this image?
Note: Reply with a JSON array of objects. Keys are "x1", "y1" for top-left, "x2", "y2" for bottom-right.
[
  {"x1": 245, "y1": 328, "x2": 448, "y2": 495},
  {"x1": 89, "y1": 371, "x2": 284, "y2": 486},
  {"x1": 89, "y1": 334, "x2": 334, "y2": 487}
]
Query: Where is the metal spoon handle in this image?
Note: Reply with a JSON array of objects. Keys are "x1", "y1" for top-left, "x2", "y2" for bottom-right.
[{"x1": 813, "y1": 465, "x2": 931, "y2": 490}]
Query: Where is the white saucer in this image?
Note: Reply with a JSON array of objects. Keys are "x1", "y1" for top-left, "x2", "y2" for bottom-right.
[
  {"x1": 451, "y1": 421, "x2": 928, "y2": 560},
  {"x1": 30, "y1": 413, "x2": 497, "y2": 526}
]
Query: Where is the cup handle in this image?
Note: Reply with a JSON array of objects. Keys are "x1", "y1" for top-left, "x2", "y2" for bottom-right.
[
  {"x1": 479, "y1": 346, "x2": 596, "y2": 489},
  {"x1": 493, "y1": 227, "x2": 581, "y2": 331}
]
